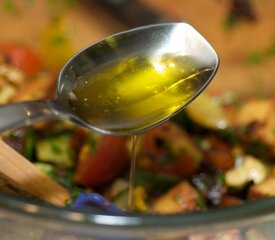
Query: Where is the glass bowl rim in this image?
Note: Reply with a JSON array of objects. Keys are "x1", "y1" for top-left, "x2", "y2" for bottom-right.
[{"x1": 1, "y1": 192, "x2": 275, "y2": 232}]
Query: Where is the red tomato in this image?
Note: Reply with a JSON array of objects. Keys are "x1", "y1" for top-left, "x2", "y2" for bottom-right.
[
  {"x1": 140, "y1": 122, "x2": 202, "y2": 177},
  {"x1": 0, "y1": 43, "x2": 42, "y2": 76},
  {"x1": 74, "y1": 135, "x2": 129, "y2": 187}
]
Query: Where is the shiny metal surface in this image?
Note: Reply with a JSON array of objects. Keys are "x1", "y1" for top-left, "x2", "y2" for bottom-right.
[{"x1": 0, "y1": 23, "x2": 218, "y2": 135}]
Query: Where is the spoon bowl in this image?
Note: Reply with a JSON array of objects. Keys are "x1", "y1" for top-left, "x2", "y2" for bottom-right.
[{"x1": 0, "y1": 23, "x2": 219, "y2": 135}]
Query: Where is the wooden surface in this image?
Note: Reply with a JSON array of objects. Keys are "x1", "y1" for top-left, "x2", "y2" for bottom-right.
[
  {"x1": 140, "y1": 0, "x2": 275, "y2": 97},
  {"x1": 0, "y1": 0, "x2": 274, "y2": 95},
  {"x1": 0, "y1": 1, "x2": 123, "y2": 50}
]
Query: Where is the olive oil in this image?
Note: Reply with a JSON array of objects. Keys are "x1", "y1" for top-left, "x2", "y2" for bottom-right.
[
  {"x1": 69, "y1": 54, "x2": 214, "y2": 135},
  {"x1": 127, "y1": 135, "x2": 139, "y2": 211}
]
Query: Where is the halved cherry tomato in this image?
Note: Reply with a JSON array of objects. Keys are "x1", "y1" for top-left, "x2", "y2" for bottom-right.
[
  {"x1": 74, "y1": 135, "x2": 129, "y2": 187},
  {"x1": 0, "y1": 43, "x2": 42, "y2": 76},
  {"x1": 139, "y1": 122, "x2": 202, "y2": 177}
]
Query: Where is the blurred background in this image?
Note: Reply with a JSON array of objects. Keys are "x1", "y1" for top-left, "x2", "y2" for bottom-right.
[{"x1": 0, "y1": 0, "x2": 274, "y2": 97}]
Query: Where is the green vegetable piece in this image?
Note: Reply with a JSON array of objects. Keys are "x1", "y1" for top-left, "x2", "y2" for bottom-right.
[
  {"x1": 23, "y1": 130, "x2": 36, "y2": 161},
  {"x1": 36, "y1": 134, "x2": 74, "y2": 168},
  {"x1": 196, "y1": 196, "x2": 207, "y2": 210},
  {"x1": 216, "y1": 172, "x2": 225, "y2": 184},
  {"x1": 34, "y1": 162, "x2": 55, "y2": 176}
]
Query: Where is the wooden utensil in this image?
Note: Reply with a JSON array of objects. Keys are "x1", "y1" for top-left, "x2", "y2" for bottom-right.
[{"x1": 0, "y1": 139, "x2": 70, "y2": 207}]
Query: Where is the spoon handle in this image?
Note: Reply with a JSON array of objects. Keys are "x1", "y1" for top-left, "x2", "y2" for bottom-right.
[{"x1": 0, "y1": 99, "x2": 61, "y2": 133}]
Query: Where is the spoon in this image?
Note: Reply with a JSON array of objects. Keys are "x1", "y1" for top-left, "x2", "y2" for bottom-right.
[{"x1": 0, "y1": 23, "x2": 219, "y2": 136}]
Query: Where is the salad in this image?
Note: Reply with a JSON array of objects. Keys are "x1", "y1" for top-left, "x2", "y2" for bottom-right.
[{"x1": 0, "y1": 42, "x2": 275, "y2": 214}]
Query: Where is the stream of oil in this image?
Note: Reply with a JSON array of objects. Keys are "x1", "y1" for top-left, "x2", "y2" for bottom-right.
[{"x1": 127, "y1": 135, "x2": 139, "y2": 211}]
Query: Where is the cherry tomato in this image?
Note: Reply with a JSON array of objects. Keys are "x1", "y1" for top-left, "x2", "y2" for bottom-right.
[
  {"x1": 0, "y1": 43, "x2": 42, "y2": 76},
  {"x1": 139, "y1": 122, "x2": 202, "y2": 177},
  {"x1": 74, "y1": 135, "x2": 129, "y2": 187}
]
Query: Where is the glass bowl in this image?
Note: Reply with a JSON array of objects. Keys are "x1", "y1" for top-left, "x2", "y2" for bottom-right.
[{"x1": 1, "y1": 192, "x2": 275, "y2": 239}]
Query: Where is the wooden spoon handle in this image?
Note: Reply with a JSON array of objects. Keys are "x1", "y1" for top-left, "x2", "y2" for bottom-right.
[{"x1": 0, "y1": 140, "x2": 70, "y2": 206}]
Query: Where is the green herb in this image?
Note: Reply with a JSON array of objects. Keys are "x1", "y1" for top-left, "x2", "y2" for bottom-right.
[
  {"x1": 36, "y1": 134, "x2": 75, "y2": 168},
  {"x1": 50, "y1": 34, "x2": 69, "y2": 46},
  {"x1": 246, "y1": 51, "x2": 263, "y2": 65},
  {"x1": 223, "y1": 0, "x2": 256, "y2": 31},
  {"x1": 23, "y1": 130, "x2": 36, "y2": 161},
  {"x1": 2, "y1": 0, "x2": 35, "y2": 15},
  {"x1": 196, "y1": 196, "x2": 207, "y2": 210},
  {"x1": 246, "y1": 38, "x2": 275, "y2": 65},
  {"x1": 53, "y1": 168, "x2": 74, "y2": 188},
  {"x1": 2, "y1": 0, "x2": 78, "y2": 19},
  {"x1": 65, "y1": 198, "x2": 74, "y2": 207},
  {"x1": 216, "y1": 172, "x2": 225, "y2": 184},
  {"x1": 3, "y1": 0, "x2": 18, "y2": 14},
  {"x1": 65, "y1": 186, "x2": 84, "y2": 207},
  {"x1": 71, "y1": 186, "x2": 84, "y2": 198},
  {"x1": 49, "y1": 140, "x2": 63, "y2": 154},
  {"x1": 223, "y1": 15, "x2": 238, "y2": 30}
]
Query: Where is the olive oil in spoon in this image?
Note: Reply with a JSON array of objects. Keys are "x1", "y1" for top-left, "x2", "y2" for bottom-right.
[{"x1": 69, "y1": 55, "x2": 214, "y2": 135}]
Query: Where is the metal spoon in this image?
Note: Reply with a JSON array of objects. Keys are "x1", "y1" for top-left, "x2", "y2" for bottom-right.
[{"x1": 0, "y1": 23, "x2": 219, "y2": 136}]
